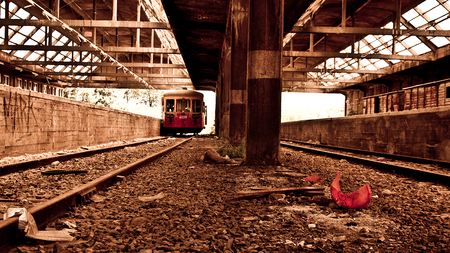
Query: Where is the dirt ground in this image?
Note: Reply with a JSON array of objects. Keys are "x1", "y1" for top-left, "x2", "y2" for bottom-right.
[{"x1": 9, "y1": 136, "x2": 450, "y2": 252}]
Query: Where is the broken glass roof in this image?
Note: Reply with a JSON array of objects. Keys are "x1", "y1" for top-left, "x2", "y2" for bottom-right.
[{"x1": 306, "y1": 0, "x2": 450, "y2": 85}]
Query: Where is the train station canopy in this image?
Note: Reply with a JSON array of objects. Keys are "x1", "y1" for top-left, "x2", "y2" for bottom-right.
[{"x1": 1, "y1": 0, "x2": 450, "y2": 92}]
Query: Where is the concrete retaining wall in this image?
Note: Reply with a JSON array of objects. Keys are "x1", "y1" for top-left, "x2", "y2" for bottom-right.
[
  {"x1": 0, "y1": 85, "x2": 160, "y2": 159},
  {"x1": 280, "y1": 107, "x2": 450, "y2": 162}
]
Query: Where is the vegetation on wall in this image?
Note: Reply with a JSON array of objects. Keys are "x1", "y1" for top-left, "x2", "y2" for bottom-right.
[{"x1": 63, "y1": 88, "x2": 164, "y2": 117}]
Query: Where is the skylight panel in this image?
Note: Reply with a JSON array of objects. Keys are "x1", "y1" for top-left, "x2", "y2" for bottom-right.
[
  {"x1": 14, "y1": 50, "x2": 29, "y2": 58},
  {"x1": 403, "y1": 36, "x2": 421, "y2": 46},
  {"x1": 375, "y1": 60, "x2": 389, "y2": 68},
  {"x1": 389, "y1": 59, "x2": 401, "y2": 64},
  {"x1": 370, "y1": 40, "x2": 382, "y2": 48},
  {"x1": 14, "y1": 8, "x2": 30, "y2": 19},
  {"x1": 52, "y1": 30, "x2": 61, "y2": 39},
  {"x1": 380, "y1": 35, "x2": 392, "y2": 43},
  {"x1": 384, "y1": 22, "x2": 393, "y2": 29},
  {"x1": 18, "y1": 26, "x2": 35, "y2": 35},
  {"x1": 398, "y1": 49, "x2": 413, "y2": 56},
  {"x1": 53, "y1": 54, "x2": 64, "y2": 62},
  {"x1": 380, "y1": 48, "x2": 391, "y2": 55},
  {"x1": 417, "y1": 0, "x2": 439, "y2": 13},
  {"x1": 360, "y1": 45, "x2": 371, "y2": 53},
  {"x1": 426, "y1": 5, "x2": 448, "y2": 20},
  {"x1": 63, "y1": 67, "x2": 72, "y2": 73},
  {"x1": 46, "y1": 51, "x2": 56, "y2": 58},
  {"x1": 410, "y1": 16, "x2": 428, "y2": 27},
  {"x1": 403, "y1": 9, "x2": 419, "y2": 20},
  {"x1": 27, "y1": 52, "x2": 42, "y2": 61},
  {"x1": 360, "y1": 59, "x2": 371, "y2": 67},
  {"x1": 46, "y1": 65, "x2": 55, "y2": 69},
  {"x1": 10, "y1": 33, "x2": 27, "y2": 44},
  {"x1": 54, "y1": 65, "x2": 64, "y2": 72},
  {"x1": 75, "y1": 66, "x2": 83, "y2": 72},
  {"x1": 31, "y1": 29, "x2": 45, "y2": 42},
  {"x1": 365, "y1": 64, "x2": 378, "y2": 71},
  {"x1": 0, "y1": 26, "x2": 4, "y2": 37},
  {"x1": 55, "y1": 40, "x2": 65, "y2": 46},
  {"x1": 394, "y1": 42, "x2": 405, "y2": 51},
  {"x1": 9, "y1": 2, "x2": 17, "y2": 11},
  {"x1": 437, "y1": 18, "x2": 450, "y2": 30},
  {"x1": 411, "y1": 43, "x2": 431, "y2": 54},
  {"x1": 430, "y1": 37, "x2": 450, "y2": 47},
  {"x1": 59, "y1": 36, "x2": 69, "y2": 44},
  {"x1": 365, "y1": 35, "x2": 376, "y2": 43}
]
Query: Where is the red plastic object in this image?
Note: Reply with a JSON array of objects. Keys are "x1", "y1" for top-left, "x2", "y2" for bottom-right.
[
  {"x1": 330, "y1": 172, "x2": 371, "y2": 209},
  {"x1": 304, "y1": 174, "x2": 325, "y2": 183}
]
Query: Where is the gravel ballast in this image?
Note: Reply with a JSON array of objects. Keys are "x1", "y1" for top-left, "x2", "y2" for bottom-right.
[{"x1": 6, "y1": 136, "x2": 450, "y2": 252}]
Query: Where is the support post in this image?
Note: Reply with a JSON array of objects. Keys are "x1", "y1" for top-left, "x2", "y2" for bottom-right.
[
  {"x1": 246, "y1": 0, "x2": 283, "y2": 165},
  {"x1": 136, "y1": 0, "x2": 141, "y2": 48},
  {"x1": 112, "y1": 0, "x2": 117, "y2": 21},
  {"x1": 230, "y1": 0, "x2": 249, "y2": 146},
  {"x1": 342, "y1": 0, "x2": 346, "y2": 27},
  {"x1": 4, "y1": 0, "x2": 9, "y2": 46},
  {"x1": 216, "y1": 6, "x2": 232, "y2": 137}
]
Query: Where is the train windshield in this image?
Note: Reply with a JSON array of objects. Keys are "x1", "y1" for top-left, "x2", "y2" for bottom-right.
[
  {"x1": 176, "y1": 99, "x2": 191, "y2": 112},
  {"x1": 192, "y1": 99, "x2": 202, "y2": 112},
  {"x1": 166, "y1": 99, "x2": 175, "y2": 112}
]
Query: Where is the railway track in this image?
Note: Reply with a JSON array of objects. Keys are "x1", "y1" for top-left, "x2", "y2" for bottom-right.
[
  {"x1": 0, "y1": 138, "x2": 191, "y2": 252},
  {"x1": 0, "y1": 137, "x2": 167, "y2": 177},
  {"x1": 281, "y1": 139, "x2": 450, "y2": 187}
]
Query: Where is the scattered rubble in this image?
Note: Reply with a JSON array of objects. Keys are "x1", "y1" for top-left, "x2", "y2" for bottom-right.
[{"x1": 3, "y1": 137, "x2": 450, "y2": 252}]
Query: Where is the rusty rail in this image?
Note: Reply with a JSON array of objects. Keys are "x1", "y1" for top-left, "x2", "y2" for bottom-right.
[
  {"x1": 281, "y1": 140, "x2": 450, "y2": 187},
  {"x1": 0, "y1": 137, "x2": 166, "y2": 177},
  {"x1": 0, "y1": 138, "x2": 190, "y2": 252}
]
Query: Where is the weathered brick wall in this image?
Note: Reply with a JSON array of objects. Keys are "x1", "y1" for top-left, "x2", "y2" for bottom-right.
[
  {"x1": 0, "y1": 85, "x2": 160, "y2": 158},
  {"x1": 281, "y1": 107, "x2": 450, "y2": 162}
]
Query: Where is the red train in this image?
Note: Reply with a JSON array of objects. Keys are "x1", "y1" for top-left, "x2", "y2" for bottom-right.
[{"x1": 160, "y1": 90, "x2": 207, "y2": 135}]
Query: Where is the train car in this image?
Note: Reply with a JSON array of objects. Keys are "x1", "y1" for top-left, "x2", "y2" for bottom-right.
[{"x1": 161, "y1": 90, "x2": 207, "y2": 135}]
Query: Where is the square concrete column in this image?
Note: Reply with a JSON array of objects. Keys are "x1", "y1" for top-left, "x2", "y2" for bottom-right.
[
  {"x1": 230, "y1": 0, "x2": 249, "y2": 145},
  {"x1": 216, "y1": 19, "x2": 232, "y2": 137},
  {"x1": 246, "y1": 0, "x2": 283, "y2": 165}
]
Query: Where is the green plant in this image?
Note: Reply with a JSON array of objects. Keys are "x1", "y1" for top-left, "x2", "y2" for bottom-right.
[
  {"x1": 216, "y1": 138, "x2": 245, "y2": 159},
  {"x1": 347, "y1": 109, "x2": 359, "y2": 116}
]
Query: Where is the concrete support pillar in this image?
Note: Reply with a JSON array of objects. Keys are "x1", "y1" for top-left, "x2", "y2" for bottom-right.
[
  {"x1": 246, "y1": 0, "x2": 283, "y2": 165},
  {"x1": 216, "y1": 10, "x2": 232, "y2": 137},
  {"x1": 230, "y1": 0, "x2": 249, "y2": 145}
]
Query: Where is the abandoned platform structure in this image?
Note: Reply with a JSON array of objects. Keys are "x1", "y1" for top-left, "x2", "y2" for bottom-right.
[{"x1": 1, "y1": 0, "x2": 450, "y2": 164}]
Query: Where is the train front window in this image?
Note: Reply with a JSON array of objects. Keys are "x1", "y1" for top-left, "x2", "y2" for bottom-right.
[
  {"x1": 193, "y1": 99, "x2": 202, "y2": 112},
  {"x1": 166, "y1": 99, "x2": 175, "y2": 112},
  {"x1": 176, "y1": 99, "x2": 191, "y2": 112}
]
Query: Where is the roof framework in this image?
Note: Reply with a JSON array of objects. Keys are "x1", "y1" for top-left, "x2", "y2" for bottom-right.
[
  {"x1": 0, "y1": 0, "x2": 450, "y2": 91},
  {"x1": 283, "y1": 0, "x2": 450, "y2": 92},
  {"x1": 0, "y1": 0, "x2": 193, "y2": 90}
]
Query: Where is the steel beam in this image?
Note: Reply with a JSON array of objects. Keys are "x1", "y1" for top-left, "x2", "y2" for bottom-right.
[
  {"x1": 0, "y1": 19, "x2": 170, "y2": 29},
  {"x1": 11, "y1": 61, "x2": 186, "y2": 68},
  {"x1": 283, "y1": 51, "x2": 433, "y2": 61},
  {"x1": 290, "y1": 26, "x2": 450, "y2": 37},
  {"x1": 68, "y1": 82, "x2": 194, "y2": 89},
  {"x1": 283, "y1": 67, "x2": 388, "y2": 74},
  {"x1": 43, "y1": 72, "x2": 189, "y2": 78},
  {"x1": 0, "y1": 45, "x2": 179, "y2": 54},
  {"x1": 282, "y1": 78, "x2": 358, "y2": 83}
]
